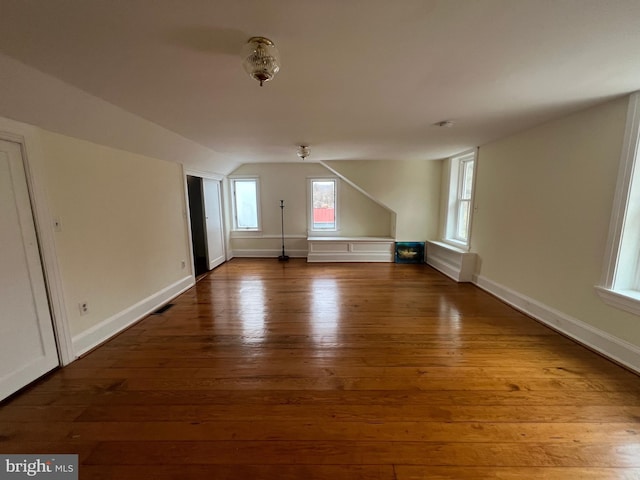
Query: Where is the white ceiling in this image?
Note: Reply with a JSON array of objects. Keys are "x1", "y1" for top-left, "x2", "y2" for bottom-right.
[{"x1": 1, "y1": 0, "x2": 640, "y2": 164}]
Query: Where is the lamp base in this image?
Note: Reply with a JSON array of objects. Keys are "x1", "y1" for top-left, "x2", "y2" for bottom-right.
[{"x1": 278, "y1": 255, "x2": 289, "y2": 262}]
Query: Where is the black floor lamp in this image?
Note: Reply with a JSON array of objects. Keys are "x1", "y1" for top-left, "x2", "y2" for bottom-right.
[{"x1": 278, "y1": 200, "x2": 289, "y2": 261}]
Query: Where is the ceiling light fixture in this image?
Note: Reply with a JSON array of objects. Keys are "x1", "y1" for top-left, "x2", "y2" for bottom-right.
[
  {"x1": 434, "y1": 120, "x2": 455, "y2": 128},
  {"x1": 242, "y1": 36, "x2": 281, "y2": 86},
  {"x1": 297, "y1": 145, "x2": 310, "y2": 160}
]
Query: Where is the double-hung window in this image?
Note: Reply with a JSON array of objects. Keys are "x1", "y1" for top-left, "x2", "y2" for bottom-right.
[
  {"x1": 231, "y1": 177, "x2": 260, "y2": 231},
  {"x1": 597, "y1": 92, "x2": 640, "y2": 315},
  {"x1": 445, "y1": 150, "x2": 476, "y2": 247},
  {"x1": 309, "y1": 178, "x2": 338, "y2": 232}
]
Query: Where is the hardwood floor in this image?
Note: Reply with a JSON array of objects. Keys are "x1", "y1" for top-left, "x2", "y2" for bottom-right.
[{"x1": 2, "y1": 258, "x2": 640, "y2": 479}]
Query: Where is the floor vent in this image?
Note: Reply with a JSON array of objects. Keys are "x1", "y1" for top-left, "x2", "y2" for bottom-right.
[{"x1": 152, "y1": 303, "x2": 174, "y2": 315}]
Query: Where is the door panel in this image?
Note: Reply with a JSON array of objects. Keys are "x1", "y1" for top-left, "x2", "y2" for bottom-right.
[
  {"x1": 203, "y1": 179, "x2": 225, "y2": 270},
  {"x1": 0, "y1": 140, "x2": 58, "y2": 401}
]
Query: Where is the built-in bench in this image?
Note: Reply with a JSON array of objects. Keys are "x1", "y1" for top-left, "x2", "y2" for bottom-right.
[
  {"x1": 425, "y1": 240, "x2": 477, "y2": 282},
  {"x1": 307, "y1": 237, "x2": 395, "y2": 263}
]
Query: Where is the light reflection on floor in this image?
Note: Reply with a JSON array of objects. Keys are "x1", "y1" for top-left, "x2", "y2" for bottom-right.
[
  {"x1": 438, "y1": 294, "x2": 461, "y2": 331},
  {"x1": 311, "y1": 278, "x2": 341, "y2": 340},
  {"x1": 238, "y1": 278, "x2": 265, "y2": 343}
]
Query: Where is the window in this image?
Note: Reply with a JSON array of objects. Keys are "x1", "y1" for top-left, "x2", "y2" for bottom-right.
[
  {"x1": 309, "y1": 178, "x2": 337, "y2": 231},
  {"x1": 445, "y1": 150, "x2": 476, "y2": 247},
  {"x1": 597, "y1": 92, "x2": 640, "y2": 315},
  {"x1": 231, "y1": 178, "x2": 260, "y2": 230}
]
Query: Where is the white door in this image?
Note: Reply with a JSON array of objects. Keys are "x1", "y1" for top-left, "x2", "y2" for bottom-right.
[
  {"x1": 0, "y1": 139, "x2": 58, "y2": 401},
  {"x1": 203, "y1": 179, "x2": 225, "y2": 270}
]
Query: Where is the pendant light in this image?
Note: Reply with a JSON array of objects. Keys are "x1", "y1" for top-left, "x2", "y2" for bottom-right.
[
  {"x1": 297, "y1": 145, "x2": 310, "y2": 160},
  {"x1": 242, "y1": 37, "x2": 281, "y2": 86}
]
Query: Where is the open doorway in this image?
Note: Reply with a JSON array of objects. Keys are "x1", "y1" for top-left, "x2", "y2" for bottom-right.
[
  {"x1": 186, "y1": 175, "x2": 226, "y2": 277},
  {"x1": 187, "y1": 175, "x2": 208, "y2": 277}
]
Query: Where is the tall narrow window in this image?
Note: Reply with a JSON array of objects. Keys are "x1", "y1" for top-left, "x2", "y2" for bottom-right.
[
  {"x1": 309, "y1": 178, "x2": 337, "y2": 231},
  {"x1": 231, "y1": 178, "x2": 260, "y2": 230},
  {"x1": 456, "y1": 156, "x2": 475, "y2": 242},
  {"x1": 597, "y1": 91, "x2": 640, "y2": 315},
  {"x1": 445, "y1": 150, "x2": 476, "y2": 247}
]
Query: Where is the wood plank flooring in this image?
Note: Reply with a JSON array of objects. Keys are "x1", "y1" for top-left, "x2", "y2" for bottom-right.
[{"x1": 2, "y1": 258, "x2": 640, "y2": 479}]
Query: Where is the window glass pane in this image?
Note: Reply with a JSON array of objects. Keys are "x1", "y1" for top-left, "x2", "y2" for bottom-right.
[
  {"x1": 445, "y1": 151, "x2": 475, "y2": 246},
  {"x1": 235, "y1": 180, "x2": 258, "y2": 229},
  {"x1": 457, "y1": 200, "x2": 470, "y2": 240},
  {"x1": 461, "y1": 160, "x2": 474, "y2": 200},
  {"x1": 312, "y1": 180, "x2": 336, "y2": 230}
]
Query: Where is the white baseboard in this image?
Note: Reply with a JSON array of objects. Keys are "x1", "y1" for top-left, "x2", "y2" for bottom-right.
[
  {"x1": 72, "y1": 275, "x2": 194, "y2": 357},
  {"x1": 231, "y1": 248, "x2": 308, "y2": 258},
  {"x1": 474, "y1": 274, "x2": 640, "y2": 374}
]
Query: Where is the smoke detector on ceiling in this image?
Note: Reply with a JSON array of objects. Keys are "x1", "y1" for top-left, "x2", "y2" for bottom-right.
[{"x1": 434, "y1": 120, "x2": 455, "y2": 128}]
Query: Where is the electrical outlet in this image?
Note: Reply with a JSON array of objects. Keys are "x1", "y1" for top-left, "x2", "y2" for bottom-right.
[
  {"x1": 181, "y1": 260, "x2": 186, "y2": 269},
  {"x1": 79, "y1": 302, "x2": 89, "y2": 315}
]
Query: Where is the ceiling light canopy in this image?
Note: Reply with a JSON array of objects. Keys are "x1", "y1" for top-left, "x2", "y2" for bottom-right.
[
  {"x1": 242, "y1": 36, "x2": 281, "y2": 86},
  {"x1": 297, "y1": 145, "x2": 310, "y2": 160}
]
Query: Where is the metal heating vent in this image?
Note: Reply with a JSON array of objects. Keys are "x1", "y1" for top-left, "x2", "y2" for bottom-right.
[{"x1": 151, "y1": 303, "x2": 174, "y2": 315}]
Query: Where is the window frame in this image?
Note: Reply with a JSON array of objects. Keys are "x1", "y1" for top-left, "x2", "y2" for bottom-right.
[
  {"x1": 444, "y1": 149, "x2": 477, "y2": 249},
  {"x1": 230, "y1": 177, "x2": 261, "y2": 232},
  {"x1": 308, "y1": 177, "x2": 339, "y2": 233},
  {"x1": 596, "y1": 91, "x2": 640, "y2": 315}
]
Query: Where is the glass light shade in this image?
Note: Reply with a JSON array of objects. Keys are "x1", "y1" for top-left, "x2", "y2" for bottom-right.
[
  {"x1": 242, "y1": 37, "x2": 280, "y2": 86},
  {"x1": 297, "y1": 145, "x2": 310, "y2": 160}
]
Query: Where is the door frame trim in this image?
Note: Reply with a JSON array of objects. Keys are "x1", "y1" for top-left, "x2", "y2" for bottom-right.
[
  {"x1": 0, "y1": 128, "x2": 74, "y2": 365},
  {"x1": 184, "y1": 168, "x2": 228, "y2": 272}
]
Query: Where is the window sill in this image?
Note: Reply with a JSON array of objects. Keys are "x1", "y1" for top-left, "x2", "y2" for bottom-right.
[
  {"x1": 231, "y1": 230, "x2": 262, "y2": 238},
  {"x1": 595, "y1": 286, "x2": 640, "y2": 316},
  {"x1": 441, "y1": 238, "x2": 470, "y2": 251},
  {"x1": 308, "y1": 230, "x2": 340, "y2": 236}
]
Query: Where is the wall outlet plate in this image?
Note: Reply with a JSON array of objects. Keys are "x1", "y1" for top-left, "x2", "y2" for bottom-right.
[{"x1": 79, "y1": 302, "x2": 88, "y2": 315}]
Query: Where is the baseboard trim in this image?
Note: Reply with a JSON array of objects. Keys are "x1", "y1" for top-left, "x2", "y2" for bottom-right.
[
  {"x1": 473, "y1": 274, "x2": 640, "y2": 374},
  {"x1": 72, "y1": 275, "x2": 194, "y2": 357}
]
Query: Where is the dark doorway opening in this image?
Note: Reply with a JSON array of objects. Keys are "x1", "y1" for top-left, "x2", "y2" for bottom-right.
[{"x1": 187, "y1": 175, "x2": 208, "y2": 277}]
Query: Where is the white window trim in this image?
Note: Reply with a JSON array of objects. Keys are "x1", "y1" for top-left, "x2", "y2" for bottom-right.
[
  {"x1": 230, "y1": 176, "x2": 261, "y2": 232},
  {"x1": 596, "y1": 91, "x2": 640, "y2": 315},
  {"x1": 443, "y1": 149, "x2": 477, "y2": 250},
  {"x1": 308, "y1": 177, "x2": 339, "y2": 234}
]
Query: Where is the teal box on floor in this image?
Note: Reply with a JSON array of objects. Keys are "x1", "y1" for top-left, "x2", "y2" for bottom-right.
[{"x1": 395, "y1": 242, "x2": 425, "y2": 264}]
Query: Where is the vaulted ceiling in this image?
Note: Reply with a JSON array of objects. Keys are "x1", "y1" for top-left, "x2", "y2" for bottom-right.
[{"x1": 1, "y1": 0, "x2": 639, "y2": 163}]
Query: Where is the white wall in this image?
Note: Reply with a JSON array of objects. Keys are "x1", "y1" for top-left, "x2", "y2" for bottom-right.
[
  {"x1": 472, "y1": 95, "x2": 640, "y2": 364},
  {"x1": 41, "y1": 130, "x2": 193, "y2": 339},
  {"x1": 0, "y1": 114, "x2": 194, "y2": 360},
  {"x1": 0, "y1": 53, "x2": 241, "y2": 359},
  {"x1": 228, "y1": 163, "x2": 393, "y2": 257},
  {"x1": 324, "y1": 159, "x2": 442, "y2": 241}
]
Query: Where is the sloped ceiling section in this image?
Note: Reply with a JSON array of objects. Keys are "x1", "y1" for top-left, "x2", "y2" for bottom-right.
[
  {"x1": 325, "y1": 160, "x2": 442, "y2": 240},
  {"x1": 0, "y1": 0, "x2": 639, "y2": 165},
  {"x1": 0, "y1": 53, "x2": 239, "y2": 174}
]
